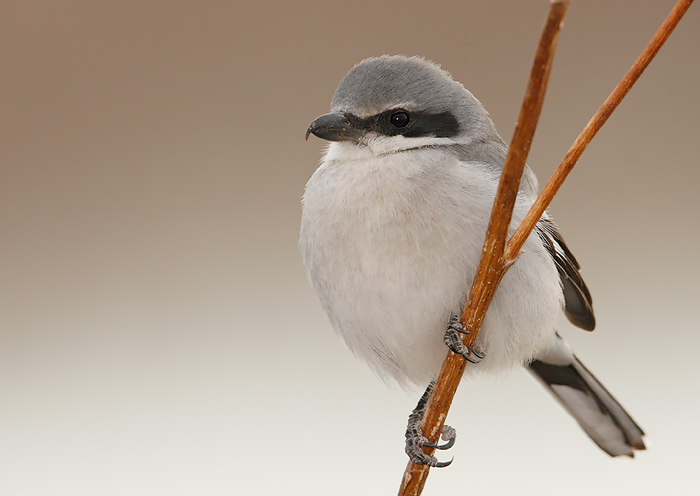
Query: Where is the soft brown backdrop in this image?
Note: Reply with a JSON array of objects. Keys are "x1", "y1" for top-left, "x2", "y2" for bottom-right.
[{"x1": 2, "y1": 1, "x2": 699, "y2": 494}]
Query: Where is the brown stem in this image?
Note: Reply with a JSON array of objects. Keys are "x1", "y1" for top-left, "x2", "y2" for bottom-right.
[
  {"x1": 506, "y1": 0, "x2": 695, "y2": 261},
  {"x1": 397, "y1": 0, "x2": 694, "y2": 494},
  {"x1": 397, "y1": 2, "x2": 570, "y2": 494}
]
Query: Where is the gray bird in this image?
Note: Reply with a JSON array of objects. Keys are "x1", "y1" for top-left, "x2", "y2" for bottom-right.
[{"x1": 301, "y1": 55, "x2": 645, "y2": 466}]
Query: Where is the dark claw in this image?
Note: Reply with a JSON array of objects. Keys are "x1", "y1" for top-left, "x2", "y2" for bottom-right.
[
  {"x1": 436, "y1": 435, "x2": 456, "y2": 451},
  {"x1": 405, "y1": 439, "x2": 454, "y2": 468},
  {"x1": 423, "y1": 425, "x2": 456, "y2": 450},
  {"x1": 434, "y1": 457, "x2": 454, "y2": 468},
  {"x1": 444, "y1": 315, "x2": 485, "y2": 363},
  {"x1": 423, "y1": 438, "x2": 455, "y2": 451},
  {"x1": 404, "y1": 382, "x2": 456, "y2": 468},
  {"x1": 470, "y1": 348, "x2": 486, "y2": 360}
]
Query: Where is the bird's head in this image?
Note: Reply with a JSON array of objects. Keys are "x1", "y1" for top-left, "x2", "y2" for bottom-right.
[{"x1": 306, "y1": 55, "x2": 498, "y2": 155}]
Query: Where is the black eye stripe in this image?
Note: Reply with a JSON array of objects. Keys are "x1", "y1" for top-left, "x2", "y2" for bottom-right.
[{"x1": 345, "y1": 109, "x2": 460, "y2": 138}]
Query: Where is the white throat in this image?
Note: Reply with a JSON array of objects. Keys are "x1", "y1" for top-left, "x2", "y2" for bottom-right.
[{"x1": 323, "y1": 132, "x2": 472, "y2": 159}]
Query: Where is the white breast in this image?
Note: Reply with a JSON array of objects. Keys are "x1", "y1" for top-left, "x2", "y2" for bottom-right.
[{"x1": 300, "y1": 142, "x2": 563, "y2": 387}]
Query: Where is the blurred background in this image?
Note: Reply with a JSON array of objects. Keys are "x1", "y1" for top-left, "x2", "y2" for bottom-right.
[{"x1": 2, "y1": 1, "x2": 698, "y2": 494}]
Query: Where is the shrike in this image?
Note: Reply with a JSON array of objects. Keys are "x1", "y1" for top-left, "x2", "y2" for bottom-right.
[{"x1": 301, "y1": 55, "x2": 645, "y2": 466}]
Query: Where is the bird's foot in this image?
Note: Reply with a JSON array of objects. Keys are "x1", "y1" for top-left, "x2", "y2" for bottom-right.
[
  {"x1": 444, "y1": 315, "x2": 486, "y2": 363},
  {"x1": 405, "y1": 381, "x2": 456, "y2": 468}
]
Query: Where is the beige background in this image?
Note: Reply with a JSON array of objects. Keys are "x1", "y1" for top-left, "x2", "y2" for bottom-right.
[{"x1": 2, "y1": 1, "x2": 699, "y2": 494}]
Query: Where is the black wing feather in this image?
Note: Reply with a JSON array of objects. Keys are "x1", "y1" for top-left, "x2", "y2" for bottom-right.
[{"x1": 536, "y1": 218, "x2": 596, "y2": 331}]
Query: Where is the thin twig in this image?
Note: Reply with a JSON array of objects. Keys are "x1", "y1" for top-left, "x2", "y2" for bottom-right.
[
  {"x1": 507, "y1": 0, "x2": 695, "y2": 261},
  {"x1": 398, "y1": 2, "x2": 569, "y2": 494},
  {"x1": 397, "y1": 0, "x2": 694, "y2": 494}
]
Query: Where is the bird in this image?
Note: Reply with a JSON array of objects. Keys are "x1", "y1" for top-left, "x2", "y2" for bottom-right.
[{"x1": 300, "y1": 54, "x2": 645, "y2": 466}]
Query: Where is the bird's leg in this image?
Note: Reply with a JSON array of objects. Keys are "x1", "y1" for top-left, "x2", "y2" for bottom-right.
[
  {"x1": 404, "y1": 381, "x2": 456, "y2": 468},
  {"x1": 444, "y1": 315, "x2": 486, "y2": 363},
  {"x1": 404, "y1": 316, "x2": 485, "y2": 467}
]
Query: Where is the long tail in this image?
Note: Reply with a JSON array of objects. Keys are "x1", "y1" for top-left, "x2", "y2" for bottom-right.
[{"x1": 528, "y1": 339, "x2": 645, "y2": 457}]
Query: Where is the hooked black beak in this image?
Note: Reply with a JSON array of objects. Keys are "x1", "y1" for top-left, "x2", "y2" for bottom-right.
[{"x1": 305, "y1": 112, "x2": 363, "y2": 142}]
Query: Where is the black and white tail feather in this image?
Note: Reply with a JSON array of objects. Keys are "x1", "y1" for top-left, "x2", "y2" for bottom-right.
[{"x1": 532, "y1": 218, "x2": 645, "y2": 457}]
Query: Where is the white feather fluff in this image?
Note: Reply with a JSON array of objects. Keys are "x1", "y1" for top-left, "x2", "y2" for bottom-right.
[{"x1": 300, "y1": 140, "x2": 563, "y2": 387}]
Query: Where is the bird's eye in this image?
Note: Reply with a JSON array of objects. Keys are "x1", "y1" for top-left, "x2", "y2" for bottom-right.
[{"x1": 390, "y1": 111, "x2": 410, "y2": 128}]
